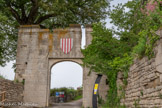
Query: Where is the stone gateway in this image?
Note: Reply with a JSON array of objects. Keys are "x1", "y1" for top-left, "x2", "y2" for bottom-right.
[{"x1": 15, "y1": 25, "x2": 108, "y2": 107}]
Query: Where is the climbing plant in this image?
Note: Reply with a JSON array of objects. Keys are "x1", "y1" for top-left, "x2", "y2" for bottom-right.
[{"x1": 82, "y1": 0, "x2": 161, "y2": 107}]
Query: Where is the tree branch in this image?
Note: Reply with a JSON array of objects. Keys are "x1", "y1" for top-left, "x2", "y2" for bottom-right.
[
  {"x1": 8, "y1": 5, "x2": 22, "y2": 24},
  {"x1": 27, "y1": 0, "x2": 38, "y2": 23},
  {"x1": 35, "y1": 13, "x2": 58, "y2": 24},
  {"x1": 39, "y1": 24, "x2": 46, "y2": 28},
  {"x1": 20, "y1": 4, "x2": 27, "y2": 23}
]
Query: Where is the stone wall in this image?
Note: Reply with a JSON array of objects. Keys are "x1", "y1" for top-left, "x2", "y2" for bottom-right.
[
  {"x1": 118, "y1": 29, "x2": 162, "y2": 108},
  {"x1": 0, "y1": 78, "x2": 23, "y2": 103},
  {"x1": 15, "y1": 24, "x2": 108, "y2": 107},
  {"x1": 15, "y1": 25, "x2": 84, "y2": 107}
]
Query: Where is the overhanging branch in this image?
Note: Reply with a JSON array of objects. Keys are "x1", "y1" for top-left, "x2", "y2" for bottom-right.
[
  {"x1": 27, "y1": 0, "x2": 39, "y2": 23},
  {"x1": 8, "y1": 6, "x2": 22, "y2": 24},
  {"x1": 35, "y1": 13, "x2": 58, "y2": 24},
  {"x1": 20, "y1": 4, "x2": 27, "y2": 23}
]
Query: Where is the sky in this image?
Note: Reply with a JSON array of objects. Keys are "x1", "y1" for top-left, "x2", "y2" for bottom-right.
[
  {"x1": 0, "y1": 0, "x2": 130, "y2": 89},
  {"x1": 51, "y1": 62, "x2": 83, "y2": 89}
]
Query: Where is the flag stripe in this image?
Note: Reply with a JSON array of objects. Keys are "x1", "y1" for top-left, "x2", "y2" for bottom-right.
[
  {"x1": 62, "y1": 38, "x2": 64, "y2": 52},
  {"x1": 70, "y1": 38, "x2": 71, "y2": 51},
  {"x1": 66, "y1": 38, "x2": 67, "y2": 54},
  {"x1": 67, "y1": 38, "x2": 69, "y2": 54},
  {"x1": 64, "y1": 39, "x2": 66, "y2": 53}
]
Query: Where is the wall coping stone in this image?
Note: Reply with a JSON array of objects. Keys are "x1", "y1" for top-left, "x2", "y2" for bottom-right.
[{"x1": 19, "y1": 25, "x2": 40, "y2": 28}]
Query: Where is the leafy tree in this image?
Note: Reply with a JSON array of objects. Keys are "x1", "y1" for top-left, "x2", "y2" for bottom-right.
[
  {"x1": 82, "y1": 23, "x2": 124, "y2": 74},
  {"x1": 0, "y1": 12, "x2": 18, "y2": 66},
  {"x1": 0, "y1": 0, "x2": 111, "y2": 66},
  {"x1": 108, "y1": 0, "x2": 146, "y2": 52},
  {"x1": 0, "y1": 0, "x2": 110, "y2": 28}
]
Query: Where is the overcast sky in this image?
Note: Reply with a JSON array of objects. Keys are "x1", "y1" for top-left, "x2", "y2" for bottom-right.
[{"x1": 0, "y1": 0, "x2": 129, "y2": 89}]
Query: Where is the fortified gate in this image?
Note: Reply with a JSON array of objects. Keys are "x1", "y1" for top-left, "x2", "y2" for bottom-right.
[{"x1": 15, "y1": 25, "x2": 108, "y2": 107}]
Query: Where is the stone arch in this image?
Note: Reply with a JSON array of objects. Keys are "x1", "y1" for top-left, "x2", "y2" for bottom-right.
[
  {"x1": 49, "y1": 59, "x2": 83, "y2": 70},
  {"x1": 15, "y1": 25, "x2": 108, "y2": 108},
  {"x1": 47, "y1": 59, "x2": 83, "y2": 105},
  {"x1": 49, "y1": 60, "x2": 83, "y2": 89}
]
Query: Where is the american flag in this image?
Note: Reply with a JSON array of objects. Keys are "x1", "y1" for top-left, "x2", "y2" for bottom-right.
[{"x1": 60, "y1": 38, "x2": 73, "y2": 54}]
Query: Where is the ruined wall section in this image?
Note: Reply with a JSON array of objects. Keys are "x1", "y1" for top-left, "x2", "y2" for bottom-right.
[
  {"x1": 118, "y1": 29, "x2": 162, "y2": 108},
  {"x1": 0, "y1": 79, "x2": 23, "y2": 103}
]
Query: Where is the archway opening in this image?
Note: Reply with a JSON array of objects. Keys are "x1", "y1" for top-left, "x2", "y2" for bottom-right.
[{"x1": 50, "y1": 61, "x2": 83, "y2": 104}]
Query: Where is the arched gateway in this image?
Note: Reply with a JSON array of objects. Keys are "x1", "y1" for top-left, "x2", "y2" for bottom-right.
[{"x1": 15, "y1": 25, "x2": 108, "y2": 107}]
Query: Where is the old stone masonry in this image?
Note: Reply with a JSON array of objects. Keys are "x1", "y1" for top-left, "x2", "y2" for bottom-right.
[
  {"x1": 118, "y1": 29, "x2": 162, "y2": 108},
  {"x1": 3, "y1": 25, "x2": 161, "y2": 108},
  {"x1": 14, "y1": 25, "x2": 108, "y2": 108}
]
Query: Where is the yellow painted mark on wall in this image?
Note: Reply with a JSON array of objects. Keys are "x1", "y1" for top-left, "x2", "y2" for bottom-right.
[
  {"x1": 38, "y1": 32, "x2": 43, "y2": 47},
  {"x1": 48, "y1": 33, "x2": 53, "y2": 53},
  {"x1": 38, "y1": 32, "x2": 43, "y2": 41},
  {"x1": 94, "y1": 84, "x2": 98, "y2": 94},
  {"x1": 58, "y1": 29, "x2": 68, "y2": 40},
  {"x1": 29, "y1": 29, "x2": 32, "y2": 36},
  {"x1": 42, "y1": 29, "x2": 50, "y2": 32}
]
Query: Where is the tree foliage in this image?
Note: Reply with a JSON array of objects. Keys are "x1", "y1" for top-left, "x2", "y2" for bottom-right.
[
  {"x1": 50, "y1": 87, "x2": 82, "y2": 102},
  {"x1": 0, "y1": 0, "x2": 110, "y2": 28},
  {"x1": 0, "y1": 0, "x2": 111, "y2": 66},
  {"x1": 0, "y1": 12, "x2": 18, "y2": 66}
]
